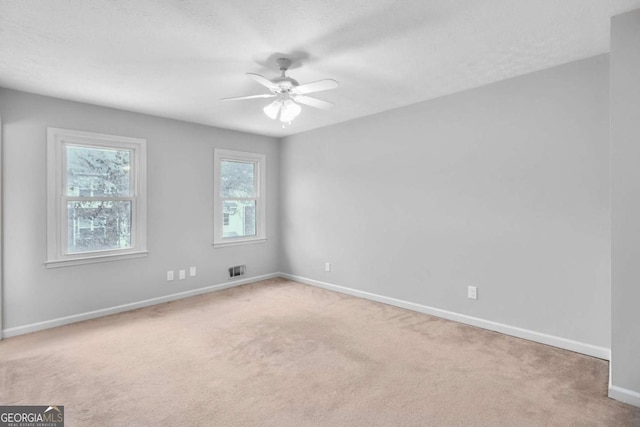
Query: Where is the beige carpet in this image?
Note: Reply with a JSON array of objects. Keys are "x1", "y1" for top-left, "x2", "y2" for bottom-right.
[{"x1": 1, "y1": 278, "x2": 638, "y2": 426}]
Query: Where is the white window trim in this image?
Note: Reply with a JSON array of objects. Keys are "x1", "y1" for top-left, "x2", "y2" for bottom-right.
[
  {"x1": 46, "y1": 127, "x2": 148, "y2": 268},
  {"x1": 213, "y1": 149, "x2": 266, "y2": 248}
]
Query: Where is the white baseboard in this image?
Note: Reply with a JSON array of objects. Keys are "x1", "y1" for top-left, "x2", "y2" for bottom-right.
[
  {"x1": 279, "y1": 273, "x2": 611, "y2": 361},
  {"x1": 609, "y1": 385, "x2": 640, "y2": 408},
  {"x1": 3, "y1": 271, "x2": 612, "y2": 363},
  {"x1": 2, "y1": 273, "x2": 279, "y2": 338}
]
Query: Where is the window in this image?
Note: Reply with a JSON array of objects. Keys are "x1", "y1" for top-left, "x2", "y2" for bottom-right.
[
  {"x1": 47, "y1": 128, "x2": 147, "y2": 267},
  {"x1": 213, "y1": 149, "x2": 265, "y2": 247}
]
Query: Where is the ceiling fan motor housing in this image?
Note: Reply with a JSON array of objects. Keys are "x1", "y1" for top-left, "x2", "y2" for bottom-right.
[
  {"x1": 273, "y1": 58, "x2": 298, "y2": 91},
  {"x1": 272, "y1": 76, "x2": 299, "y2": 91}
]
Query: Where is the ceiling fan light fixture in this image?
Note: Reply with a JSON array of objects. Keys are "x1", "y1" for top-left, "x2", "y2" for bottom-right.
[
  {"x1": 263, "y1": 100, "x2": 282, "y2": 120},
  {"x1": 279, "y1": 99, "x2": 301, "y2": 123}
]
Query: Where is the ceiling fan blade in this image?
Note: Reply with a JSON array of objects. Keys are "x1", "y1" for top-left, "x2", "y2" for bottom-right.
[
  {"x1": 294, "y1": 79, "x2": 339, "y2": 94},
  {"x1": 221, "y1": 93, "x2": 276, "y2": 101},
  {"x1": 246, "y1": 73, "x2": 280, "y2": 91},
  {"x1": 292, "y1": 95, "x2": 334, "y2": 110}
]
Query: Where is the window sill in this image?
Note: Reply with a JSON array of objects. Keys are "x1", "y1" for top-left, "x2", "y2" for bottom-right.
[
  {"x1": 213, "y1": 238, "x2": 267, "y2": 249},
  {"x1": 45, "y1": 251, "x2": 149, "y2": 268}
]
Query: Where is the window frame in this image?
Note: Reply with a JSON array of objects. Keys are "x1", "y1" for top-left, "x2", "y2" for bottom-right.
[
  {"x1": 46, "y1": 127, "x2": 148, "y2": 268},
  {"x1": 213, "y1": 148, "x2": 266, "y2": 248}
]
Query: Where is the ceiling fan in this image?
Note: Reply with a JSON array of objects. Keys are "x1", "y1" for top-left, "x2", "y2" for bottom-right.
[{"x1": 222, "y1": 58, "x2": 339, "y2": 123}]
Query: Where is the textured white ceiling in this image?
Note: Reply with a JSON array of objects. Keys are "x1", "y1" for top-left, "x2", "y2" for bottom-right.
[{"x1": 1, "y1": 0, "x2": 639, "y2": 137}]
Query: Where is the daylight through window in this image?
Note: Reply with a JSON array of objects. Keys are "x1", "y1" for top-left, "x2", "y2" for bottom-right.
[
  {"x1": 214, "y1": 149, "x2": 265, "y2": 247},
  {"x1": 66, "y1": 145, "x2": 132, "y2": 253}
]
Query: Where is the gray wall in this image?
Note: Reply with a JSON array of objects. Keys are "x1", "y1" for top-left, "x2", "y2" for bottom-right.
[
  {"x1": 611, "y1": 9, "x2": 640, "y2": 400},
  {"x1": 0, "y1": 88, "x2": 279, "y2": 331},
  {"x1": 280, "y1": 55, "x2": 611, "y2": 349}
]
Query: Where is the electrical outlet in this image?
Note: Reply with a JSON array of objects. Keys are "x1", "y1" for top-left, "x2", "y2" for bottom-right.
[
  {"x1": 468, "y1": 286, "x2": 478, "y2": 300},
  {"x1": 167, "y1": 271, "x2": 174, "y2": 281},
  {"x1": 189, "y1": 266, "x2": 197, "y2": 277},
  {"x1": 179, "y1": 269, "x2": 186, "y2": 280},
  {"x1": 325, "y1": 262, "x2": 331, "y2": 272}
]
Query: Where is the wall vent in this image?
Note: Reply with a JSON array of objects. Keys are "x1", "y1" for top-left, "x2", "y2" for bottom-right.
[{"x1": 229, "y1": 265, "x2": 246, "y2": 278}]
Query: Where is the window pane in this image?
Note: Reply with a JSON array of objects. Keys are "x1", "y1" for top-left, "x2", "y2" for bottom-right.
[
  {"x1": 67, "y1": 145, "x2": 131, "y2": 197},
  {"x1": 223, "y1": 200, "x2": 256, "y2": 238},
  {"x1": 221, "y1": 160, "x2": 255, "y2": 197},
  {"x1": 67, "y1": 201, "x2": 132, "y2": 253}
]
